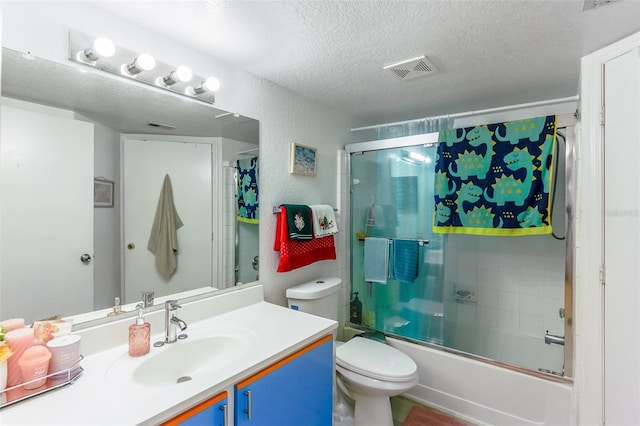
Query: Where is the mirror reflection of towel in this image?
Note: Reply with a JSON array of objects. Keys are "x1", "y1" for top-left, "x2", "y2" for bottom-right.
[
  {"x1": 148, "y1": 174, "x2": 183, "y2": 280},
  {"x1": 237, "y1": 157, "x2": 259, "y2": 224}
]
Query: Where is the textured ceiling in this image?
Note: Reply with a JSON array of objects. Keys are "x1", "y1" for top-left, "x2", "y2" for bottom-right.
[{"x1": 90, "y1": 1, "x2": 640, "y2": 126}]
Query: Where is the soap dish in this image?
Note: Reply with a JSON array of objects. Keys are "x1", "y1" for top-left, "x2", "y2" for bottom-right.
[
  {"x1": 0, "y1": 355, "x2": 83, "y2": 409},
  {"x1": 454, "y1": 290, "x2": 477, "y2": 303}
]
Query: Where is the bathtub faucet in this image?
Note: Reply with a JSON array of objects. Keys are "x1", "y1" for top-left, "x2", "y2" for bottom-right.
[{"x1": 544, "y1": 330, "x2": 564, "y2": 346}]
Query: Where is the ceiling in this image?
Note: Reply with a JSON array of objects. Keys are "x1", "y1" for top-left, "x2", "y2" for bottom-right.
[{"x1": 88, "y1": 1, "x2": 639, "y2": 126}]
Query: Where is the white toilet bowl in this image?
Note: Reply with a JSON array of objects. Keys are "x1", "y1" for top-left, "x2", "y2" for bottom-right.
[
  {"x1": 285, "y1": 279, "x2": 418, "y2": 426},
  {"x1": 335, "y1": 337, "x2": 418, "y2": 426}
]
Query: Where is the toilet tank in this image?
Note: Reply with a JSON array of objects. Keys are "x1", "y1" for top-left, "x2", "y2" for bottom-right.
[{"x1": 286, "y1": 277, "x2": 341, "y2": 321}]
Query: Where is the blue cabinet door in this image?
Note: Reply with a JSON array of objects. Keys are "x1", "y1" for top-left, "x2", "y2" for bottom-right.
[
  {"x1": 167, "y1": 392, "x2": 228, "y2": 426},
  {"x1": 235, "y1": 336, "x2": 333, "y2": 426}
]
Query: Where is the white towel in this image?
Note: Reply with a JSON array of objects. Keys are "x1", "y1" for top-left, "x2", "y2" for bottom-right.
[
  {"x1": 309, "y1": 204, "x2": 338, "y2": 237},
  {"x1": 148, "y1": 174, "x2": 183, "y2": 280},
  {"x1": 364, "y1": 237, "x2": 389, "y2": 283}
]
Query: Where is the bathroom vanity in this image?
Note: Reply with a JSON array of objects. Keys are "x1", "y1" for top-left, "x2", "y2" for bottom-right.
[{"x1": 0, "y1": 284, "x2": 337, "y2": 425}]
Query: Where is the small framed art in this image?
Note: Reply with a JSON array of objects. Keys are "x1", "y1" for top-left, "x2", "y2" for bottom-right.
[
  {"x1": 289, "y1": 142, "x2": 317, "y2": 176},
  {"x1": 94, "y1": 178, "x2": 114, "y2": 208}
]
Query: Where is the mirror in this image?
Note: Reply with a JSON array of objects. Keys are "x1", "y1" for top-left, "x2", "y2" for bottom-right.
[{"x1": 0, "y1": 47, "x2": 259, "y2": 325}]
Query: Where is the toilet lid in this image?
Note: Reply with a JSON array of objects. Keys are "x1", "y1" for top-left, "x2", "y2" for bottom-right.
[{"x1": 336, "y1": 337, "x2": 417, "y2": 382}]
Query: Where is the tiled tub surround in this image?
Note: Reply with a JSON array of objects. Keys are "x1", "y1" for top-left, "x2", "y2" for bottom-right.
[
  {"x1": 0, "y1": 284, "x2": 337, "y2": 425},
  {"x1": 443, "y1": 234, "x2": 566, "y2": 374}
]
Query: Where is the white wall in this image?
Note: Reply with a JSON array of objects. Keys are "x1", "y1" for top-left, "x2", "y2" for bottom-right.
[
  {"x1": 0, "y1": 2, "x2": 356, "y2": 307},
  {"x1": 92, "y1": 121, "x2": 121, "y2": 310}
]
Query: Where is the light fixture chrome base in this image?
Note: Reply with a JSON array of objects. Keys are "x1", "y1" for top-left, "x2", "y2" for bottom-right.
[{"x1": 68, "y1": 29, "x2": 216, "y2": 104}]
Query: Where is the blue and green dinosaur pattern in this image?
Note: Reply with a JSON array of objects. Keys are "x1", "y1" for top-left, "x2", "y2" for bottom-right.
[
  {"x1": 237, "y1": 157, "x2": 259, "y2": 224},
  {"x1": 433, "y1": 115, "x2": 556, "y2": 236}
]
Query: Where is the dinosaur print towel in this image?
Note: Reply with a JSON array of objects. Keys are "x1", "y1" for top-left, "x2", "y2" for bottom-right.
[{"x1": 433, "y1": 115, "x2": 557, "y2": 236}]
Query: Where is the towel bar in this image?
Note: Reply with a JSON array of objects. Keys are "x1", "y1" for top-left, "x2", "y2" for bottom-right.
[
  {"x1": 272, "y1": 206, "x2": 338, "y2": 214},
  {"x1": 386, "y1": 238, "x2": 429, "y2": 246}
]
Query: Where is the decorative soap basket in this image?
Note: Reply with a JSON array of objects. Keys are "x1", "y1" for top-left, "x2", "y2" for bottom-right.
[
  {"x1": 0, "y1": 354, "x2": 83, "y2": 408},
  {"x1": 0, "y1": 331, "x2": 84, "y2": 409}
]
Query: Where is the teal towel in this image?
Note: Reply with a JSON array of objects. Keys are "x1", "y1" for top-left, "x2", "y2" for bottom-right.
[
  {"x1": 364, "y1": 237, "x2": 389, "y2": 283},
  {"x1": 281, "y1": 204, "x2": 313, "y2": 240},
  {"x1": 391, "y1": 239, "x2": 419, "y2": 283}
]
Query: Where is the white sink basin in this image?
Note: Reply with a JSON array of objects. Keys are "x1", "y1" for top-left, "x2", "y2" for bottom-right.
[{"x1": 106, "y1": 326, "x2": 258, "y2": 387}]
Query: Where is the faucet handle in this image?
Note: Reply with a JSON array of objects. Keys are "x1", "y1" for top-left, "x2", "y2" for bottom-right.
[
  {"x1": 141, "y1": 291, "x2": 154, "y2": 308},
  {"x1": 165, "y1": 300, "x2": 181, "y2": 310}
]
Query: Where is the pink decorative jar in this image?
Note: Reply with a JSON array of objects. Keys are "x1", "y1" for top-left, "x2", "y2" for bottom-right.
[
  {"x1": 18, "y1": 345, "x2": 51, "y2": 389},
  {"x1": 4, "y1": 327, "x2": 34, "y2": 387}
]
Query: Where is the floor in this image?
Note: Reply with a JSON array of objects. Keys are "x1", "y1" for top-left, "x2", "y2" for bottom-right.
[
  {"x1": 391, "y1": 396, "x2": 474, "y2": 426},
  {"x1": 333, "y1": 395, "x2": 472, "y2": 426}
]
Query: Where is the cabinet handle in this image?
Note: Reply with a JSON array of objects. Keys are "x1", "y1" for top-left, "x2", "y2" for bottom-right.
[
  {"x1": 219, "y1": 403, "x2": 228, "y2": 426},
  {"x1": 243, "y1": 389, "x2": 252, "y2": 420}
]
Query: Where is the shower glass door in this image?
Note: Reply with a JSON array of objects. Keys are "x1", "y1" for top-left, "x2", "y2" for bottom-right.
[
  {"x1": 348, "y1": 126, "x2": 572, "y2": 378},
  {"x1": 349, "y1": 143, "x2": 446, "y2": 344}
]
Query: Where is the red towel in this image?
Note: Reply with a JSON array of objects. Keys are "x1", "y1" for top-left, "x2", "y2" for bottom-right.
[{"x1": 274, "y1": 206, "x2": 336, "y2": 272}]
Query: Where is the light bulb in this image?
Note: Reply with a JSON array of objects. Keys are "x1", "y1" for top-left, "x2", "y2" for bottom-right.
[
  {"x1": 159, "y1": 66, "x2": 193, "y2": 86},
  {"x1": 203, "y1": 76, "x2": 220, "y2": 92},
  {"x1": 186, "y1": 76, "x2": 220, "y2": 96},
  {"x1": 175, "y1": 66, "x2": 193, "y2": 82},
  {"x1": 80, "y1": 37, "x2": 115, "y2": 62},
  {"x1": 135, "y1": 53, "x2": 156, "y2": 71},
  {"x1": 93, "y1": 37, "x2": 116, "y2": 58},
  {"x1": 123, "y1": 53, "x2": 156, "y2": 75}
]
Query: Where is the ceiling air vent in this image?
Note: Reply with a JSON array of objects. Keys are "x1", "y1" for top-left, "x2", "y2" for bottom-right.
[
  {"x1": 147, "y1": 122, "x2": 176, "y2": 130},
  {"x1": 384, "y1": 55, "x2": 438, "y2": 80}
]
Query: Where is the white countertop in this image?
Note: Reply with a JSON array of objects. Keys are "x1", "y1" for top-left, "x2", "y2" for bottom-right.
[{"x1": 0, "y1": 301, "x2": 337, "y2": 425}]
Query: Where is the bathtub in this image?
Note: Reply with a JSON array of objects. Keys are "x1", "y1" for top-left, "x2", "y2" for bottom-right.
[{"x1": 387, "y1": 337, "x2": 574, "y2": 425}]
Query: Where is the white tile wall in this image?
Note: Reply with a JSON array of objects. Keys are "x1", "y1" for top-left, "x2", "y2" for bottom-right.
[{"x1": 445, "y1": 232, "x2": 565, "y2": 348}]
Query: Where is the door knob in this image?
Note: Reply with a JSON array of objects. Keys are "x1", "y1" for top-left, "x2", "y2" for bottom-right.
[{"x1": 80, "y1": 254, "x2": 92, "y2": 264}]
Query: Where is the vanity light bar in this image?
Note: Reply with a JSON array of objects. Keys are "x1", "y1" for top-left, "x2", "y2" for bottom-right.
[{"x1": 68, "y1": 30, "x2": 219, "y2": 105}]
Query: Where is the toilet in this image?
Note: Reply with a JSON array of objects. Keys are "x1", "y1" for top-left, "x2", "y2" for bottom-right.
[{"x1": 286, "y1": 278, "x2": 418, "y2": 426}]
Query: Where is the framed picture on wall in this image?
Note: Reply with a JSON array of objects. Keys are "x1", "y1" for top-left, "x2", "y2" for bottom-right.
[
  {"x1": 94, "y1": 178, "x2": 114, "y2": 207},
  {"x1": 289, "y1": 142, "x2": 317, "y2": 176}
]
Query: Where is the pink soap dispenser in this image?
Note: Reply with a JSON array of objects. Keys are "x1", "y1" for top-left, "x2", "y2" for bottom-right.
[{"x1": 129, "y1": 304, "x2": 150, "y2": 357}]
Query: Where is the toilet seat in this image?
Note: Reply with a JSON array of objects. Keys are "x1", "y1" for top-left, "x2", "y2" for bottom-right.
[{"x1": 336, "y1": 337, "x2": 417, "y2": 382}]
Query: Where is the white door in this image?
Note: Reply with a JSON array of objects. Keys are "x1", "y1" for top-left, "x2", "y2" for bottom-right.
[
  {"x1": 0, "y1": 104, "x2": 94, "y2": 323},
  {"x1": 604, "y1": 47, "x2": 640, "y2": 424},
  {"x1": 122, "y1": 138, "x2": 212, "y2": 303}
]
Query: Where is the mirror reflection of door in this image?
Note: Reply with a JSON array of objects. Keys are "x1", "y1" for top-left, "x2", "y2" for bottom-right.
[
  {"x1": 122, "y1": 137, "x2": 214, "y2": 303},
  {"x1": 0, "y1": 100, "x2": 94, "y2": 323}
]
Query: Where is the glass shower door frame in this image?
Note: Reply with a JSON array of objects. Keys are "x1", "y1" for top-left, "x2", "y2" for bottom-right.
[{"x1": 346, "y1": 126, "x2": 575, "y2": 381}]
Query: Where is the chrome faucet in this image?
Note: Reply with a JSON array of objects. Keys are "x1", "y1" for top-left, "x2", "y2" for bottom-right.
[
  {"x1": 544, "y1": 330, "x2": 565, "y2": 346},
  {"x1": 164, "y1": 300, "x2": 188, "y2": 344}
]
